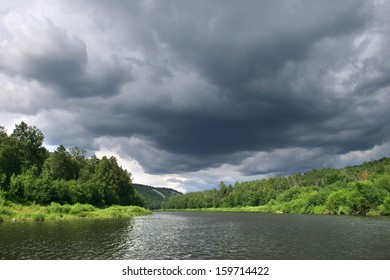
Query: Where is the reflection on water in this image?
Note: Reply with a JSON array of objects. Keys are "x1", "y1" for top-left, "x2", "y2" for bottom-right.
[
  {"x1": 0, "y1": 218, "x2": 133, "y2": 259},
  {"x1": 1, "y1": 212, "x2": 389, "y2": 259}
]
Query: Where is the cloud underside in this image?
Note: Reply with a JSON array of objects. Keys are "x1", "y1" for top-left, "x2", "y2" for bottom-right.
[{"x1": 1, "y1": 0, "x2": 390, "y2": 189}]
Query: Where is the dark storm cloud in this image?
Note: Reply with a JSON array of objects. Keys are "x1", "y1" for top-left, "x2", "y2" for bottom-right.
[
  {"x1": 70, "y1": 0, "x2": 390, "y2": 175},
  {"x1": 2, "y1": 0, "x2": 390, "y2": 180},
  {"x1": 149, "y1": 0, "x2": 370, "y2": 89},
  {"x1": 0, "y1": 20, "x2": 132, "y2": 98}
]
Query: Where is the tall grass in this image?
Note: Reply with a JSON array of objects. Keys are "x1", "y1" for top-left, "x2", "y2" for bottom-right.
[{"x1": 0, "y1": 200, "x2": 152, "y2": 222}]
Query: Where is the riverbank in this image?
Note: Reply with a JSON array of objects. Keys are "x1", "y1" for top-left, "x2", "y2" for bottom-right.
[
  {"x1": 0, "y1": 201, "x2": 152, "y2": 222},
  {"x1": 159, "y1": 205, "x2": 386, "y2": 216},
  {"x1": 160, "y1": 206, "x2": 269, "y2": 213}
]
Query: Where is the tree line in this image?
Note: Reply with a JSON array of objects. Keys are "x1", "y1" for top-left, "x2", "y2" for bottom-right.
[
  {"x1": 162, "y1": 158, "x2": 390, "y2": 215},
  {"x1": 0, "y1": 122, "x2": 144, "y2": 207}
]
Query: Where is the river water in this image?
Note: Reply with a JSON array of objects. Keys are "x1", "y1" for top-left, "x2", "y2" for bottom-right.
[{"x1": 1, "y1": 212, "x2": 389, "y2": 259}]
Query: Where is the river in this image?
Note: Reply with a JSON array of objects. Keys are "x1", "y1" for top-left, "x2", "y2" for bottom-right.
[{"x1": 1, "y1": 212, "x2": 389, "y2": 259}]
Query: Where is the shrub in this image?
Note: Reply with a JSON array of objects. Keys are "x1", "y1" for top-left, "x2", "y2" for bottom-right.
[
  {"x1": 69, "y1": 203, "x2": 96, "y2": 215},
  {"x1": 275, "y1": 187, "x2": 314, "y2": 203},
  {"x1": 46, "y1": 202, "x2": 71, "y2": 214},
  {"x1": 286, "y1": 198, "x2": 308, "y2": 214},
  {"x1": 336, "y1": 205, "x2": 353, "y2": 215},
  {"x1": 325, "y1": 189, "x2": 353, "y2": 214},
  {"x1": 0, "y1": 205, "x2": 12, "y2": 215},
  {"x1": 374, "y1": 175, "x2": 390, "y2": 192},
  {"x1": 270, "y1": 198, "x2": 308, "y2": 214},
  {"x1": 379, "y1": 197, "x2": 390, "y2": 215},
  {"x1": 306, "y1": 191, "x2": 327, "y2": 207},
  {"x1": 0, "y1": 191, "x2": 11, "y2": 206},
  {"x1": 313, "y1": 205, "x2": 327, "y2": 214},
  {"x1": 352, "y1": 181, "x2": 387, "y2": 213}
]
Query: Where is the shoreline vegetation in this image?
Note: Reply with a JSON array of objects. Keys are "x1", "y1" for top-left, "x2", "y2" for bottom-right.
[
  {"x1": 162, "y1": 158, "x2": 390, "y2": 216},
  {"x1": 158, "y1": 207, "x2": 269, "y2": 213},
  {"x1": 1, "y1": 122, "x2": 150, "y2": 222},
  {"x1": 0, "y1": 201, "x2": 151, "y2": 222},
  {"x1": 158, "y1": 206, "x2": 386, "y2": 216},
  {"x1": 2, "y1": 122, "x2": 390, "y2": 219}
]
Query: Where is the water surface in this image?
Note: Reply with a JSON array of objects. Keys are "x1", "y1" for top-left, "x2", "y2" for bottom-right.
[{"x1": 1, "y1": 212, "x2": 389, "y2": 259}]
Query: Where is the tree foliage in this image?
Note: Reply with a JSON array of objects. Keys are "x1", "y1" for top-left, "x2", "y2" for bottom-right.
[
  {"x1": 162, "y1": 158, "x2": 390, "y2": 216},
  {"x1": 0, "y1": 122, "x2": 143, "y2": 207}
]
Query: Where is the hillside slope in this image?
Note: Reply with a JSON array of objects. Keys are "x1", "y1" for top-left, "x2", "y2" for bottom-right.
[{"x1": 133, "y1": 184, "x2": 182, "y2": 209}]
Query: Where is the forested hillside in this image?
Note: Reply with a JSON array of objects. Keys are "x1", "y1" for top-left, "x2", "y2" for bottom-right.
[
  {"x1": 0, "y1": 122, "x2": 144, "y2": 207},
  {"x1": 162, "y1": 158, "x2": 390, "y2": 215},
  {"x1": 3, "y1": 122, "x2": 390, "y2": 216},
  {"x1": 133, "y1": 184, "x2": 181, "y2": 209}
]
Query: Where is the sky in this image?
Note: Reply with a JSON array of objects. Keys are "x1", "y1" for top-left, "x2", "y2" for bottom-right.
[{"x1": 1, "y1": 0, "x2": 390, "y2": 193}]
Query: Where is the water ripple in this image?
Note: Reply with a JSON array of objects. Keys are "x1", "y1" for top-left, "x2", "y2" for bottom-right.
[{"x1": 1, "y1": 213, "x2": 389, "y2": 259}]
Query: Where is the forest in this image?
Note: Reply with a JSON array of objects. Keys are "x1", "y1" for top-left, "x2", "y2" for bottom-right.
[
  {"x1": 2, "y1": 122, "x2": 390, "y2": 217},
  {"x1": 162, "y1": 158, "x2": 390, "y2": 216},
  {"x1": 0, "y1": 122, "x2": 144, "y2": 208}
]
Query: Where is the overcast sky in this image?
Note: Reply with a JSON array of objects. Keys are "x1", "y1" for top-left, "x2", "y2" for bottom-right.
[{"x1": 1, "y1": 0, "x2": 390, "y2": 192}]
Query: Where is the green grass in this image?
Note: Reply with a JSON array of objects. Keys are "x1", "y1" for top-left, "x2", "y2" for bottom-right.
[
  {"x1": 0, "y1": 201, "x2": 152, "y2": 222},
  {"x1": 159, "y1": 205, "x2": 270, "y2": 213}
]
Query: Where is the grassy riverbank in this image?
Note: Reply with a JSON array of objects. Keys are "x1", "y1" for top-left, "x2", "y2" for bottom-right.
[
  {"x1": 159, "y1": 206, "x2": 269, "y2": 213},
  {"x1": 0, "y1": 201, "x2": 152, "y2": 222},
  {"x1": 159, "y1": 205, "x2": 386, "y2": 216}
]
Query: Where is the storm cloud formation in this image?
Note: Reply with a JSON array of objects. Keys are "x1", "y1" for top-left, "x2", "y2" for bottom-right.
[{"x1": 1, "y1": 0, "x2": 390, "y2": 191}]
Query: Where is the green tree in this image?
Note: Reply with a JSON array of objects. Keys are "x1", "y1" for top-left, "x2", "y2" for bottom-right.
[
  {"x1": 325, "y1": 189, "x2": 354, "y2": 214},
  {"x1": 352, "y1": 181, "x2": 387, "y2": 214},
  {"x1": 43, "y1": 145, "x2": 78, "y2": 180},
  {"x1": 0, "y1": 126, "x2": 7, "y2": 140},
  {"x1": 11, "y1": 122, "x2": 47, "y2": 172},
  {"x1": 69, "y1": 146, "x2": 87, "y2": 179},
  {"x1": 0, "y1": 136, "x2": 23, "y2": 188},
  {"x1": 379, "y1": 197, "x2": 390, "y2": 215},
  {"x1": 8, "y1": 166, "x2": 40, "y2": 203},
  {"x1": 91, "y1": 156, "x2": 143, "y2": 206}
]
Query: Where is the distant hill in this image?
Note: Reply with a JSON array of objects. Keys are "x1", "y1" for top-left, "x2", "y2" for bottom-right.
[{"x1": 133, "y1": 183, "x2": 182, "y2": 209}]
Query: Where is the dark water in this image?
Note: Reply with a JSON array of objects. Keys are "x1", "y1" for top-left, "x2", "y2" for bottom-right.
[{"x1": 1, "y1": 212, "x2": 389, "y2": 259}]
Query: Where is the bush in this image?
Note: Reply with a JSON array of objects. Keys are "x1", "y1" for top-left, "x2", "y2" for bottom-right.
[
  {"x1": 0, "y1": 205, "x2": 12, "y2": 215},
  {"x1": 325, "y1": 189, "x2": 354, "y2": 214},
  {"x1": 275, "y1": 187, "x2": 315, "y2": 203},
  {"x1": 379, "y1": 197, "x2": 390, "y2": 215},
  {"x1": 270, "y1": 198, "x2": 308, "y2": 214},
  {"x1": 46, "y1": 202, "x2": 71, "y2": 214},
  {"x1": 103, "y1": 206, "x2": 125, "y2": 218},
  {"x1": 102, "y1": 205, "x2": 149, "y2": 218},
  {"x1": 285, "y1": 198, "x2": 308, "y2": 214},
  {"x1": 51, "y1": 180, "x2": 72, "y2": 204},
  {"x1": 373, "y1": 174, "x2": 390, "y2": 192},
  {"x1": 0, "y1": 191, "x2": 11, "y2": 206},
  {"x1": 306, "y1": 191, "x2": 327, "y2": 207},
  {"x1": 69, "y1": 203, "x2": 96, "y2": 215},
  {"x1": 352, "y1": 181, "x2": 387, "y2": 213},
  {"x1": 336, "y1": 205, "x2": 353, "y2": 215},
  {"x1": 313, "y1": 205, "x2": 327, "y2": 214}
]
